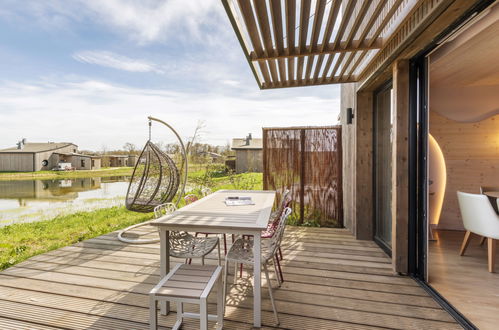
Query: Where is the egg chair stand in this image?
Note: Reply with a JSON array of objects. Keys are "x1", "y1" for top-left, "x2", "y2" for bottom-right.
[{"x1": 118, "y1": 116, "x2": 188, "y2": 244}]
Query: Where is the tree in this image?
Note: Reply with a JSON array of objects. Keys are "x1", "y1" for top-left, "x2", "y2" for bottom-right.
[{"x1": 123, "y1": 142, "x2": 137, "y2": 154}]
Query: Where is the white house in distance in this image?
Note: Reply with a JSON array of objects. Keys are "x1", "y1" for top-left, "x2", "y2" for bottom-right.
[
  {"x1": 231, "y1": 133, "x2": 262, "y2": 173},
  {"x1": 0, "y1": 139, "x2": 101, "y2": 172}
]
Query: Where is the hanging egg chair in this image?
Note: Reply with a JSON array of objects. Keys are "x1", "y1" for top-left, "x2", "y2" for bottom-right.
[
  {"x1": 118, "y1": 116, "x2": 188, "y2": 244},
  {"x1": 125, "y1": 140, "x2": 180, "y2": 212}
]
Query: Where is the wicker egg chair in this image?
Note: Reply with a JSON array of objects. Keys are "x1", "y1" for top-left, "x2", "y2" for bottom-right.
[{"x1": 118, "y1": 116, "x2": 187, "y2": 244}]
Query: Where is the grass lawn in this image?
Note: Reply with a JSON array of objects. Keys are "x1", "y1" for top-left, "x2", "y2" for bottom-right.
[
  {"x1": 0, "y1": 167, "x2": 134, "y2": 181},
  {"x1": 0, "y1": 207, "x2": 151, "y2": 271}
]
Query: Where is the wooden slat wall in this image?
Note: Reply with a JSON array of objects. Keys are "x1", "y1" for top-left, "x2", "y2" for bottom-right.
[{"x1": 263, "y1": 126, "x2": 343, "y2": 227}]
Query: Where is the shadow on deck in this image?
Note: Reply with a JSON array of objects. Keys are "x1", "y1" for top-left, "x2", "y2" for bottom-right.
[{"x1": 0, "y1": 226, "x2": 460, "y2": 329}]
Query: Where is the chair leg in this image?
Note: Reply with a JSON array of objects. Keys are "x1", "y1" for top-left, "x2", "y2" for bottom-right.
[
  {"x1": 217, "y1": 239, "x2": 221, "y2": 266},
  {"x1": 216, "y1": 274, "x2": 224, "y2": 329},
  {"x1": 149, "y1": 295, "x2": 157, "y2": 330},
  {"x1": 239, "y1": 263, "x2": 243, "y2": 278},
  {"x1": 459, "y1": 231, "x2": 472, "y2": 256},
  {"x1": 176, "y1": 302, "x2": 183, "y2": 327},
  {"x1": 201, "y1": 256, "x2": 205, "y2": 265},
  {"x1": 273, "y1": 255, "x2": 281, "y2": 287},
  {"x1": 480, "y1": 236, "x2": 487, "y2": 246},
  {"x1": 223, "y1": 234, "x2": 227, "y2": 255},
  {"x1": 278, "y1": 247, "x2": 283, "y2": 261},
  {"x1": 234, "y1": 263, "x2": 238, "y2": 284},
  {"x1": 223, "y1": 258, "x2": 229, "y2": 313},
  {"x1": 488, "y1": 238, "x2": 496, "y2": 273},
  {"x1": 264, "y1": 263, "x2": 279, "y2": 325},
  {"x1": 275, "y1": 253, "x2": 284, "y2": 283},
  {"x1": 200, "y1": 298, "x2": 208, "y2": 330}
]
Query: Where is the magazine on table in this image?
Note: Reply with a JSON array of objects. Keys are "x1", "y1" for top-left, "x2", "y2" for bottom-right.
[{"x1": 224, "y1": 196, "x2": 255, "y2": 206}]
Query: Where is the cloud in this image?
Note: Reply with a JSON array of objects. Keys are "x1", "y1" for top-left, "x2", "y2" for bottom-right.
[
  {"x1": 0, "y1": 79, "x2": 340, "y2": 151},
  {"x1": 79, "y1": 0, "x2": 223, "y2": 44},
  {"x1": 73, "y1": 50, "x2": 163, "y2": 73}
]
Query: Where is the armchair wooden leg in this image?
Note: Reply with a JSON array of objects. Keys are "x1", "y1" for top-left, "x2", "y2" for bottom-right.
[
  {"x1": 480, "y1": 236, "x2": 486, "y2": 246},
  {"x1": 459, "y1": 231, "x2": 472, "y2": 256},
  {"x1": 488, "y1": 238, "x2": 496, "y2": 273}
]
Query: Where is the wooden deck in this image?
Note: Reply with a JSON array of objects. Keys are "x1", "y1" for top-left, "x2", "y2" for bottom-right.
[{"x1": 0, "y1": 226, "x2": 461, "y2": 329}]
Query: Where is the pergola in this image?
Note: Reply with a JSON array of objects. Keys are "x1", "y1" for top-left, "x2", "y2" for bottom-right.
[{"x1": 222, "y1": 0, "x2": 424, "y2": 89}]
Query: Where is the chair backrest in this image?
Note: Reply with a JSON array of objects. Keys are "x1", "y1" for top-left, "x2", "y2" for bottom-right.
[
  {"x1": 272, "y1": 189, "x2": 292, "y2": 221},
  {"x1": 183, "y1": 194, "x2": 199, "y2": 205},
  {"x1": 267, "y1": 207, "x2": 292, "y2": 257},
  {"x1": 201, "y1": 187, "x2": 212, "y2": 197},
  {"x1": 154, "y1": 203, "x2": 177, "y2": 219},
  {"x1": 457, "y1": 191, "x2": 499, "y2": 239},
  {"x1": 480, "y1": 186, "x2": 499, "y2": 194}
]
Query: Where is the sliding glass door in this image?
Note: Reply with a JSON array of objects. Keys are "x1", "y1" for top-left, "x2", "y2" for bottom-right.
[{"x1": 373, "y1": 83, "x2": 394, "y2": 254}]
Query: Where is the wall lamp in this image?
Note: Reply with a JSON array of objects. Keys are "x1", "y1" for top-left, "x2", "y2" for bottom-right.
[{"x1": 346, "y1": 107, "x2": 355, "y2": 124}]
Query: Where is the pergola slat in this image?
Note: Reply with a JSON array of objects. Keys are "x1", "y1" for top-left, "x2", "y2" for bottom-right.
[
  {"x1": 312, "y1": 0, "x2": 343, "y2": 82},
  {"x1": 296, "y1": 0, "x2": 312, "y2": 81},
  {"x1": 336, "y1": 1, "x2": 372, "y2": 81},
  {"x1": 285, "y1": 0, "x2": 296, "y2": 83},
  {"x1": 223, "y1": 0, "x2": 420, "y2": 89},
  {"x1": 343, "y1": 0, "x2": 372, "y2": 49},
  {"x1": 323, "y1": 0, "x2": 357, "y2": 80},
  {"x1": 253, "y1": 0, "x2": 279, "y2": 86},
  {"x1": 346, "y1": 0, "x2": 405, "y2": 80},
  {"x1": 269, "y1": 0, "x2": 287, "y2": 83},
  {"x1": 305, "y1": 0, "x2": 327, "y2": 80},
  {"x1": 237, "y1": 0, "x2": 264, "y2": 57}
]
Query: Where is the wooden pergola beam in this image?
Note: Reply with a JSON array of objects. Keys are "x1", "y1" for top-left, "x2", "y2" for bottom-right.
[
  {"x1": 249, "y1": 38, "x2": 382, "y2": 61},
  {"x1": 261, "y1": 75, "x2": 358, "y2": 89}
]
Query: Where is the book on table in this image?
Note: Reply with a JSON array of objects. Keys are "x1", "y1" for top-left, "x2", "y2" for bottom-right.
[{"x1": 224, "y1": 196, "x2": 255, "y2": 206}]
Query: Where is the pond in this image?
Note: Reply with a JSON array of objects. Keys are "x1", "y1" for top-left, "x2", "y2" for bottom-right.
[{"x1": 0, "y1": 176, "x2": 130, "y2": 227}]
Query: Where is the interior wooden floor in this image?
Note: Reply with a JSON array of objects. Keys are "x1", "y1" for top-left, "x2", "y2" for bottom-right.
[
  {"x1": 0, "y1": 226, "x2": 460, "y2": 329},
  {"x1": 429, "y1": 230, "x2": 499, "y2": 330}
]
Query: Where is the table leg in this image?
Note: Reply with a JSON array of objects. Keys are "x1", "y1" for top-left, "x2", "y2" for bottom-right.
[
  {"x1": 159, "y1": 229, "x2": 170, "y2": 315},
  {"x1": 253, "y1": 233, "x2": 261, "y2": 327}
]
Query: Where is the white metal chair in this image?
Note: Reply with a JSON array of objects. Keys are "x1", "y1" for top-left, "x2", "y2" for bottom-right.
[
  {"x1": 154, "y1": 203, "x2": 221, "y2": 265},
  {"x1": 149, "y1": 263, "x2": 223, "y2": 330},
  {"x1": 240, "y1": 189, "x2": 292, "y2": 283},
  {"x1": 457, "y1": 191, "x2": 499, "y2": 272},
  {"x1": 223, "y1": 207, "x2": 292, "y2": 325}
]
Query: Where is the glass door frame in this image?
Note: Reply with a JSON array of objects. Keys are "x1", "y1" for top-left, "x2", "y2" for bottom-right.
[
  {"x1": 372, "y1": 80, "x2": 394, "y2": 256},
  {"x1": 407, "y1": 2, "x2": 495, "y2": 328}
]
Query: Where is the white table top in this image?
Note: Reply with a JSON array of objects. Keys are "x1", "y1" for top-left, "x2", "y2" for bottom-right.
[{"x1": 150, "y1": 190, "x2": 276, "y2": 232}]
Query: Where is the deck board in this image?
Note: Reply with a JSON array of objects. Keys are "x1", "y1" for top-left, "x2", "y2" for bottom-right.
[{"x1": 0, "y1": 227, "x2": 461, "y2": 329}]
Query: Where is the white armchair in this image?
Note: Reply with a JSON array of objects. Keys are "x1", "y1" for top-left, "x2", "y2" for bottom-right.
[{"x1": 457, "y1": 191, "x2": 499, "y2": 272}]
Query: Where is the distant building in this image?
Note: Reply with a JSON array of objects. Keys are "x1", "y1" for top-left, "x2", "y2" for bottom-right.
[
  {"x1": 198, "y1": 151, "x2": 223, "y2": 163},
  {"x1": 231, "y1": 133, "x2": 262, "y2": 173},
  {"x1": 107, "y1": 155, "x2": 130, "y2": 167},
  {"x1": 0, "y1": 139, "x2": 101, "y2": 172}
]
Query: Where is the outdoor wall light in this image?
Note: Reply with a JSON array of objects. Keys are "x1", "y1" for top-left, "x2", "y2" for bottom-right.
[{"x1": 346, "y1": 108, "x2": 354, "y2": 124}]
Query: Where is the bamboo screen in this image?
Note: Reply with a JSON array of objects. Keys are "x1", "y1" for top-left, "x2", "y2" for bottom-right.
[{"x1": 263, "y1": 127, "x2": 342, "y2": 227}]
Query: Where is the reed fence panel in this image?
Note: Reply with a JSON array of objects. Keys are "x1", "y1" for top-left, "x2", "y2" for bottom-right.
[{"x1": 263, "y1": 126, "x2": 343, "y2": 227}]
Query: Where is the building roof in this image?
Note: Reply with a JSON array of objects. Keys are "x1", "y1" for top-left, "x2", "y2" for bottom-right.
[
  {"x1": 222, "y1": 0, "x2": 418, "y2": 89},
  {"x1": 0, "y1": 142, "x2": 76, "y2": 154},
  {"x1": 231, "y1": 138, "x2": 263, "y2": 150},
  {"x1": 54, "y1": 152, "x2": 101, "y2": 159},
  {"x1": 106, "y1": 154, "x2": 129, "y2": 158}
]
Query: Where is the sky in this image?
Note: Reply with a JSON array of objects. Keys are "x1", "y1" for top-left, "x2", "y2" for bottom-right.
[{"x1": 0, "y1": 0, "x2": 340, "y2": 151}]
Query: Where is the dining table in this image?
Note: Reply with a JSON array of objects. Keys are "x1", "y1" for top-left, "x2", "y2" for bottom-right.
[
  {"x1": 484, "y1": 191, "x2": 499, "y2": 214},
  {"x1": 150, "y1": 189, "x2": 276, "y2": 328}
]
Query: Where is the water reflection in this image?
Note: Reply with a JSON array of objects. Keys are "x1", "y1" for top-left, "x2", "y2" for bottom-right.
[{"x1": 0, "y1": 176, "x2": 130, "y2": 227}]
